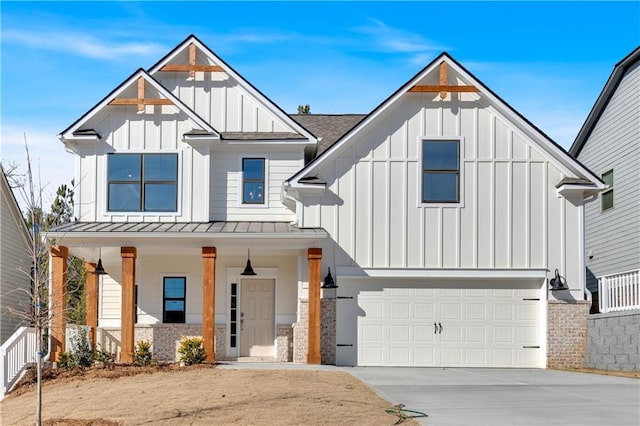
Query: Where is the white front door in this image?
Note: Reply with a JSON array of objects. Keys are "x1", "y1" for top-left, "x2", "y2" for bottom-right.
[{"x1": 240, "y1": 279, "x2": 275, "y2": 357}]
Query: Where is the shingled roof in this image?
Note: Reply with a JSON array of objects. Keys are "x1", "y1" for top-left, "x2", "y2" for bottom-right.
[{"x1": 290, "y1": 114, "x2": 366, "y2": 157}]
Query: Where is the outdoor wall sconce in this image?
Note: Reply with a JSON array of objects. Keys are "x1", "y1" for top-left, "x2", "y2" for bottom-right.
[
  {"x1": 241, "y1": 249, "x2": 257, "y2": 276},
  {"x1": 322, "y1": 267, "x2": 337, "y2": 288},
  {"x1": 549, "y1": 269, "x2": 568, "y2": 291}
]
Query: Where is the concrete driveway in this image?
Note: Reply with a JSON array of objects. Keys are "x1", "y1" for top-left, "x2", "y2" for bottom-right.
[{"x1": 347, "y1": 368, "x2": 640, "y2": 425}]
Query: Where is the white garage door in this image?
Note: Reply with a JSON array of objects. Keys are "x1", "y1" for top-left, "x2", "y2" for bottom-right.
[{"x1": 336, "y1": 280, "x2": 543, "y2": 368}]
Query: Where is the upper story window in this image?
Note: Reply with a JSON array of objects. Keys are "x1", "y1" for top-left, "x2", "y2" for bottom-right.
[
  {"x1": 422, "y1": 140, "x2": 460, "y2": 203},
  {"x1": 108, "y1": 153, "x2": 178, "y2": 212},
  {"x1": 163, "y1": 276, "x2": 186, "y2": 323},
  {"x1": 601, "y1": 169, "x2": 614, "y2": 211},
  {"x1": 242, "y1": 158, "x2": 265, "y2": 204}
]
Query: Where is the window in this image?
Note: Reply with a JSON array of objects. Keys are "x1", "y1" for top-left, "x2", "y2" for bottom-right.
[
  {"x1": 601, "y1": 169, "x2": 614, "y2": 211},
  {"x1": 229, "y1": 282, "x2": 238, "y2": 348},
  {"x1": 422, "y1": 140, "x2": 460, "y2": 203},
  {"x1": 242, "y1": 158, "x2": 265, "y2": 204},
  {"x1": 163, "y1": 277, "x2": 186, "y2": 323},
  {"x1": 108, "y1": 153, "x2": 178, "y2": 212}
]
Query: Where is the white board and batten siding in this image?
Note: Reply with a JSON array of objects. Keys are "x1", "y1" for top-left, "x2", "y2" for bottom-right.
[
  {"x1": 0, "y1": 178, "x2": 31, "y2": 344},
  {"x1": 75, "y1": 105, "x2": 211, "y2": 223},
  {"x1": 302, "y1": 95, "x2": 584, "y2": 298},
  {"x1": 577, "y1": 60, "x2": 640, "y2": 291},
  {"x1": 155, "y1": 71, "x2": 293, "y2": 134}
]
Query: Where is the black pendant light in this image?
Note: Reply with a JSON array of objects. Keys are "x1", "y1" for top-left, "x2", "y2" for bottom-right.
[
  {"x1": 241, "y1": 249, "x2": 257, "y2": 276},
  {"x1": 323, "y1": 267, "x2": 337, "y2": 288},
  {"x1": 93, "y1": 258, "x2": 107, "y2": 275}
]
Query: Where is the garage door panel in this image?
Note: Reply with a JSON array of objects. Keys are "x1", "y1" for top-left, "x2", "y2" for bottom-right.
[{"x1": 349, "y1": 281, "x2": 542, "y2": 368}]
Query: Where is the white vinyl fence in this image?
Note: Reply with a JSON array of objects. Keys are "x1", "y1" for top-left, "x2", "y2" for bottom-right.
[
  {"x1": 598, "y1": 269, "x2": 640, "y2": 313},
  {"x1": 0, "y1": 327, "x2": 36, "y2": 400}
]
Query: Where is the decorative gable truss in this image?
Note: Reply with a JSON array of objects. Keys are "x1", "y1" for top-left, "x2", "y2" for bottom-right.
[
  {"x1": 149, "y1": 35, "x2": 317, "y2": 143},
  {"x1": 286, "y1": 53, "x2": 605, "y2": 199},
  {"x1": 58, "y1": 68, "x2": 219, "y2": 151}
]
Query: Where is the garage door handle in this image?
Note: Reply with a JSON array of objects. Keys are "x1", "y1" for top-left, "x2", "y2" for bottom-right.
[
  {"x1": 438, "y1": 322, "x2": 443, "y2": 334},
  {"x1": 434, "y1": 323, "x2": 438, "y2": 334}
]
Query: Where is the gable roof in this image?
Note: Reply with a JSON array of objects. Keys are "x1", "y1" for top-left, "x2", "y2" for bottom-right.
[
  {"x1": 287, "y1": 52, "x2": 604, "y2": 189},
  {"x1": 148, "y1": 35, "x2": 317, "y2": 143},
  {"x1": 0, "y1": 168, "x2": 31, "y2": 248},
  {"x1": 569, "y1": 46, "x2": 640, "y2": 157},
  {"x1": 59, "y1": 68, "x2": 218, "y2": 142}
]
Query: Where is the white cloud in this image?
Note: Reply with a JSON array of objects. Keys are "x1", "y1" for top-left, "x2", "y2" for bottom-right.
[
  {"x1": 1, "y1": 124, "x2": 75, "y2": 208},
  {"x1": 353, "y1": 18, "x2": 445, "y2": 55},
  {"x1": 3, "y1": 30, "x2": 166, "y2": 61}
]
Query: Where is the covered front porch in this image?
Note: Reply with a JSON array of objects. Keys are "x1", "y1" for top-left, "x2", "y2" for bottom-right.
[{"x1": 48, "y1": 222, "x2": 331, "y2": 365}]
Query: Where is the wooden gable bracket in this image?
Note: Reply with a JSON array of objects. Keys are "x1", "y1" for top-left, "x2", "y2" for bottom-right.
[
  {"x1": 159, "y1": 43, "x2": 225, "y2": 77},
  {"x1": 108, "y1": 77, "x2": 174, "y2": 112},
  {"x1": 409, "y1": 62, "x2": 479, "y2": 99}
]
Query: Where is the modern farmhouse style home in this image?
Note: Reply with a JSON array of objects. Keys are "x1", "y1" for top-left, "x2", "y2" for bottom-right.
[{"x1": 48, "y1": 35, "x2": 604, "y2": 368}]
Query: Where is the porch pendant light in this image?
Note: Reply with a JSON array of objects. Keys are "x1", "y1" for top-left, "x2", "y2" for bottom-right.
[
  {"x1": 241, "y1": 249, "x2": 257, "y2": 276},
  {"x1": 93, "y1": 258, "x2": 107, "y2": 275},
  {"x1": 93, "y1": 248, "x2": 107, "y2": 275}
]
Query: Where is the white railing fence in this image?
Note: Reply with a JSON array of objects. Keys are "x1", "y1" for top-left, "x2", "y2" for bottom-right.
[
  {"x1": 0, "y1": 327, "x2": 37, "y2": 400},
  {"x1": 598, "y1": 269, "x2": 640, "y2": 313}
]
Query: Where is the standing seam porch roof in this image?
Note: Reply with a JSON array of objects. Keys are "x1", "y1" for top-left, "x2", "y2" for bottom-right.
[{"x1": 48, "y1": 221, "x2": 327, "y2": 236}]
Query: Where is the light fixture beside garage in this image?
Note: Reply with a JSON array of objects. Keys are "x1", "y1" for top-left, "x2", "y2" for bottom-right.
[
  {"x1": 549, "y1": 269, "x2": 568, "y2": 291},
  {"x1": 322, "y1": 267, "x2": 337, "y2": 288}
]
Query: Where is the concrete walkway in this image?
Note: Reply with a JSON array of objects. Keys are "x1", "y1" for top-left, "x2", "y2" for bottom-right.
[{"x1": 348, "y1": 367, "x2": 640, "y2": 426}]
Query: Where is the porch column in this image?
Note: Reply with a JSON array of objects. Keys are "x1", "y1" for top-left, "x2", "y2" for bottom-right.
[
  {"x1": 84, "y1": 262, "x2": 98, "y2": 349},
  {"x1": 202, "y1": 247, "x2": 217, "y2": 363},
  {"x1": 120, "y1": 247, "x2": 137, "y2": 363},
  {"x1": 307, "y1": 248, "x2": 322, "y2": 364},
  {"x1": 50, "y1": 246, "x2": 68, "y2": 362}
]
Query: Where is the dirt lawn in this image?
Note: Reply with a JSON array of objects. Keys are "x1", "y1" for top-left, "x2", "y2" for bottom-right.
[{"x1": 1, "y1": 365, "x2": 419, "y2": 425}]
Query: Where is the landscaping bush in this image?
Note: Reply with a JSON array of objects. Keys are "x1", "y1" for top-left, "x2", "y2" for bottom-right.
[
  {"x1": 134, "y1": 340, "x2": 154, "y2": 366},
  {"x1": 94, "y1": 346, "x2": 117, "y2": 368},
  {"x1": 70, "y1": 327, "x2": 93, "y2": 367},
  {"x1": 57, "y1": 351, "x2": 74, "y2": 369},
  {"x1": 178, "y1": 337, "x2": 205, "y2": 365}
]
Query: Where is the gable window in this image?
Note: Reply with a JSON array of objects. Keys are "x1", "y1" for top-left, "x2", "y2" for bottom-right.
[
  {"x1": 108, "y1": 153, "x2": 178, "y2": 212},
  {"x1": 601, "y1": 169, "x2": 614, "y2": 211},
  {"x1": 163, "y1": 277, "x2": 186, "y2": 323},
  {"x1": 242, "y1": 158, "x2": 265, "y2": 204},
  {"x1": 422, "y1": 140, "x2": 460, "y2": 203}
]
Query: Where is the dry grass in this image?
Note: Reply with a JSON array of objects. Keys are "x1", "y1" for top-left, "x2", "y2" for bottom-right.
[{"x1": 1, "y1": 364, "x2": 417, "y2": 425}]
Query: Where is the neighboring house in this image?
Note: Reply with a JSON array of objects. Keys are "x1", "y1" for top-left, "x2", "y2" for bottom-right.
[
  {"x1": 0, "y1": 168, "x2": 32, "y2": 344},
  {"x1": 569, "y1": 46, "x2": 640, "y2": 314},
  {"x1": 48, "y1": 35, "x2": 604, "y2": 369}
]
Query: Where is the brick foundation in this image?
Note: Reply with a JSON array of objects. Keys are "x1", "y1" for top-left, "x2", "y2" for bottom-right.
[
  {"x1": 547, "y1": 300, "x2": 590, "y2": 369},
  {"x1": 276, "y1": 324, "x2": 293, "y2": 362},
  {"x1": 293, "y1": 300, "x2": 308, "y2": 363},
  {"x1": 585, "y1": 310, "x2": 640, "y2": 371},
  {"x1": 97, "y1": 324, "x2": 226, "y2": 362}
]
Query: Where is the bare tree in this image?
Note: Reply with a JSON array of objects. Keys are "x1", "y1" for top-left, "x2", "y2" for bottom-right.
[{"x1": 4, "y1": 136, "x2": 84, "y2": 425}]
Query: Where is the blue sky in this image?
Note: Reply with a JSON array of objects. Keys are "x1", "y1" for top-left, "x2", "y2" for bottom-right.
[{"x1": 1, "y1": 1, "x2": 639, "y2": 206}]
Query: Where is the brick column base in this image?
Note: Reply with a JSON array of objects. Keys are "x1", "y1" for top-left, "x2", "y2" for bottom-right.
[
  {"x1": 547, "y1": 300, "x2": 590, "y2": 369},
  {"x1": 321, "y1": 298, "x2": 336, "y2": 365}
]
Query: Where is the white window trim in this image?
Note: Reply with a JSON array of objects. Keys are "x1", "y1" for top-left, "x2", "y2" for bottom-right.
[
  {"x1": 417, "y1": 136, "x2": 465, "y2": 208},
  {"x1": 238, "y1": 156, "x2": 270, "y2": 208},
  {"x1": 160, "y1": 272, "x2": 193, "y2": 324},
  {"x1": 601, "y1": 169, "x2": 614, "y2": 212},
  {"x1": 102, "y1": 150, "x2": 183, "y2": 217}
]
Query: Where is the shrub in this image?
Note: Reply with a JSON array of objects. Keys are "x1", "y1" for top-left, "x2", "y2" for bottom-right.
[
  {"x1": 134, "y1": 340, "x2": 154, "y2": 366},
  {"x1": 177, "y1": 337, "x2": 205, "y2": 365},
  {"x1": 70, "y1": 327, "x2": 93, "y2": 367},
  {"x1": 94, "y1": 346, "x2": 117, "y2": 368},
  {"x1": 57, "y1": 351, "x2": 74, "y2": 369}
]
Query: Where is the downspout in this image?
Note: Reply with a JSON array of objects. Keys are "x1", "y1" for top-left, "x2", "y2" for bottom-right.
[{"x1": 281, "y1": 181, "x2": 301, "y2": 225}]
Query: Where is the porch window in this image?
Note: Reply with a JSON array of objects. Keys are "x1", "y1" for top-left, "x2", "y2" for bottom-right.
[
  {"x1": 422, "y1": 140, "x2": 460, "y2": 203},
  {"x1": 242, "y1": 158, "x2": 265, "y2": 204},
  {"x1": 163, "y1": 277, "x2": 186, "y2": 323},
  {"x1": 107, "y1": 153, "x2": 178, "y2": 212},
  {"x1": 601, "y1": 169, "x2": 614, "y2": 211}
]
